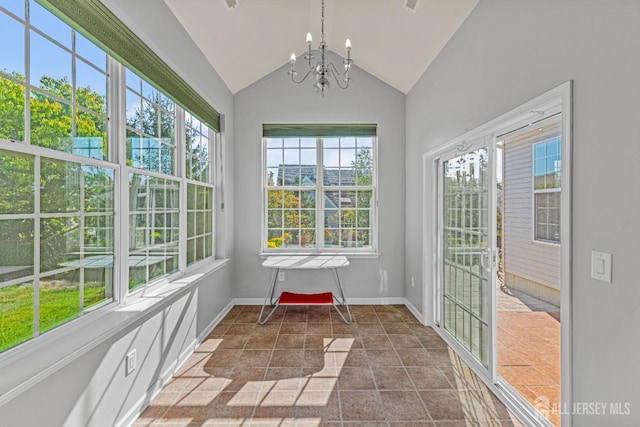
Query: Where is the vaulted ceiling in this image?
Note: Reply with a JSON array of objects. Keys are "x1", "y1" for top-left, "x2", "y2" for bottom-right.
[{"x1": 163, "y1": 0, "x2": 478, "y2": 94}]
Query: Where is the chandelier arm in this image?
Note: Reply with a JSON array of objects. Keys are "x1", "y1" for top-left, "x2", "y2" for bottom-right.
[
  {"x1": 329, "y1": 62, "x2": 351, "y2": 89},
  {"x1": 290, "y1": 67, "x2": 315, "y2": 84}
]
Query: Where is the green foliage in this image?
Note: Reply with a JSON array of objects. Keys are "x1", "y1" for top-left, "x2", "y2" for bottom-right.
[
  {"x1": 353, "y1": 148, "x2": 373, "y2": 186},
  {"x1": 0, "y1": 75, "x2": 25, "y2": 141},
  {"x1": 0, "y1": 73, "x2": 111, "y2": 353}
]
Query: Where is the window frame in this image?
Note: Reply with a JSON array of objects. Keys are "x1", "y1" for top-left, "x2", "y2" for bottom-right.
[
  {"x1": 0, "y1": 2, "x2": 220, "y2": 355},
  {"x1": 261, "y1": 134, "x2": 378, "y2": 253},
  {"x1": 532, "y1": 137, "x2": 561, "y2": 245}
]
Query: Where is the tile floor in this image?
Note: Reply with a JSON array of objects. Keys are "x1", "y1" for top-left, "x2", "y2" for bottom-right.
[
  {"x1": 135, "y1": 304, "x2": 524, "y2": 427},
  {"x1": 497, "y1": 285, "x2": 561, "y2": 427}
]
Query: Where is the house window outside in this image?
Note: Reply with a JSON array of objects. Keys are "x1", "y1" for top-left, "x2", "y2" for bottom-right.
[
  {"x1": 533, "y1": 137, "x2": 561, "y2": 243},
  {"x1": 0, "y1": 2, "x2": 218, "y2": 352},
  {"x1": 264, "y1": 135, "x2": 375, "y2": 250}
]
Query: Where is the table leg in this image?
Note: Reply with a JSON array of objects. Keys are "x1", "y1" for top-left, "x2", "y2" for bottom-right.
[
  {"x1": 258, "y1": 268, "x2": 280, "y2": 324},
  {"x1": 332, "y1": 267, "x2": 352, "y2": 324}
]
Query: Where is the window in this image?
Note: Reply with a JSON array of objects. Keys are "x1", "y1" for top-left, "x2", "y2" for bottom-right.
[
  {"x1": 0, "y1": 0, "x2": 108, "y2": 157},
  {"x1": 185, "y1": 113, "x2": 214, "y2": 265},
  {"x1": 264, "y1": 127, "x2": 376, "y2": 251},
  {"x1": 126, "y1": 69, "x2": 175, "y2": 174},
  {"x1": 125, "y1": 69, "x2": 216, "y2": 291},
  {"x1": 0, "y1": 1, "x2": 219, "y2": 353},
  {"x1": 533, "y1": 136, "x2": 561, "y2": 243},
  {"x1": 0, "y1": 149, "x2": 116, "y2": 352}
]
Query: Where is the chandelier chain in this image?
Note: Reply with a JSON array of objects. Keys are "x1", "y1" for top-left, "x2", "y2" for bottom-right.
[{"x1": 321, "y1": 0, "x2": 325, "y2": 43}]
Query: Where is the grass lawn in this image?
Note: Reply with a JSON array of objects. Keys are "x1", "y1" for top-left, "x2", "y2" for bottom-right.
[{"x1": 0, "y1": 281, "x2": 108, "y2": 353}]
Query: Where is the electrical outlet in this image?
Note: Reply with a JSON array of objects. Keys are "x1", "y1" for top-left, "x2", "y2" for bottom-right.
[
  {"x1": 278, "y1": 272, "x2": 285, "y2": 281},
  {"x1": 126, "y1": 349, "x2": 137, "y2": 376}
]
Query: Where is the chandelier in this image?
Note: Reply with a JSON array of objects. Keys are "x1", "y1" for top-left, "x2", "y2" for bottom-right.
[{"x1": 288, "y1": 0, "x2": 352, "y2": 95}]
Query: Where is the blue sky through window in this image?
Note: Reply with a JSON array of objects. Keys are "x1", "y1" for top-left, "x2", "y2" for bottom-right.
[{"x1": 0, "y1": 1, "x2": 106, "y2": 93}]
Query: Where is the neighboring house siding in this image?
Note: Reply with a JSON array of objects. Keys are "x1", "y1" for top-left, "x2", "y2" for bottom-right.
[{"x1": 503, "y1": 129, "x2": 561, "y2": 300}]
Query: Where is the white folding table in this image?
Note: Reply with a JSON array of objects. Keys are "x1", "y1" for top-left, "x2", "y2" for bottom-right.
[{"x1": 257, "y1": 255, "x2": 352, "y2": 324}]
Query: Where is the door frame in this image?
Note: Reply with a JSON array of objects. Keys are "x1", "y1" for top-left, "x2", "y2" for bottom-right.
[
  {"x1": 422, "y1": 81, "x2": 572, "y2": 427},
  {"x1": 435, "y1": 137, "x2": 497, "y2": 377}
]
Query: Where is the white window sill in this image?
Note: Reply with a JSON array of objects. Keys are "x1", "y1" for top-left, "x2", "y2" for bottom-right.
[
  {"x1": 259, "y1": 251, "x2": 381, "y2": 259},
  {"x1": 0, "y1": 258, "x2": 230, "y2": 406}
]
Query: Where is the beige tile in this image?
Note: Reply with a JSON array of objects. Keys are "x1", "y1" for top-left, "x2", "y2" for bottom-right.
[
  {"x1": 339, "y1": 390, "x2": 385, "y2": 421},
  {"x1": 216, "y1": 335, "x2": 249, "y2": 349},
  {"x1": 389, "y1": 334, "x2": 423, "y2": 348},
  {"x1": 252, "y1": 324, "x2": 281, "y2": 336},
  {"x1": 361, "y1": 334, "x2": 393, "y2": 349},
  {"x1": 235, "y1": 349, "x2": 272, "y2": 368},
  {"x1": 270, "y1": 349, "x2": 303, "y2": 367},
  {"x1": 380, "y1": 390, "x2": 430, "y2": 421},
  {"x1": 204, "y1": 349, "x2": 243, "y2": 368},
  {"x1": 133, "y1": 306, "x2": 522, "y2": 427},
  {"x1": 357, "y1": 322, "x2": 385, "y2": 335},
  {"x1": 275, "y1": 334, "x2": 305, "y2": 349},
  {"x1": 302, "y1": 348, "x2": 326, "y2": 367},
  {"x1": 396, "y1": 348, "x2": 434, "y2": 367},
  {"x1": 338, "y1": 367, "x2": 376, "y2": 390},
  {"x1": 419, "y1": 390, "x2": 468, "y2": 421},
  {"x1": 406, "y1": 366, "x2": 453, "y2": 390},
  {"x1": 306, "y1": 322, "x2": 332, "y2": 335},
  {"x1": 366, "y1": 349, "x2": 402, "y2": 366},
  {"x1": 279, "y1": 323, "x2": 306, "y2": 334},
  {"x1": 383, "y1": 322, "x2": 412, "y2": 334},
  {"x1": 295, "y1": 390, "x2": 341, "y2": 420},
  {"x1": 224, "y1": 323, "x2": 256, "y2": 335},
  {"x1": 224, "y1": 367, "x2": 266, "y2": 392},
  {"x1": 371, "y1": 366, "x2": 413, "y2": 390},
  {"x1": 426, "y1": 348, "x2": 457, "y2": 367},
  {"x1": 245, "y1": 334, "x2": 277, "y2": 350},
  {"x1": 376, "y1": 312, "x2": 404, "y2": 322}
]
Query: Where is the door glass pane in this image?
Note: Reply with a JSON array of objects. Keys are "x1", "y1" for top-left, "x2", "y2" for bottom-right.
[{"x1": 442, "y1": 148, "x2": 489, "y2": 367}]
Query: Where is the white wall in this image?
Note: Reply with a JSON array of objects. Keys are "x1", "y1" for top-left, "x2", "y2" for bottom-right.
[
  {"x1": 0, "y1": 0, "x2": 236, "y2": 425},
  {"x1": 406, "y1": 1, "x2": 640, "y2": 425},
  {"x1": 234, "y1": 50, "x2": 407, "y2": 302}
]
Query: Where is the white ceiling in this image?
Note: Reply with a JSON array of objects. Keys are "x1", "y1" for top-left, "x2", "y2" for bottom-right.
[{"x1": 163, "y1": 0, "x2": 478, "y2": 94}]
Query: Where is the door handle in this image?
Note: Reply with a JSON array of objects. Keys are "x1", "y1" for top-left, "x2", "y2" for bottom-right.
[{"x1": 480, "y1": 248, "x2": 492, "y2": 272}]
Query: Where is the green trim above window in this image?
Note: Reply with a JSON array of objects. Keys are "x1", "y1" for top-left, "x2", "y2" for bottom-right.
[
  {"x1": 263, "y1": 124, "x2": 377, "y2": 138},
  {"x1": 35, "y1": 0, "x2": 221, "y2": 132}
]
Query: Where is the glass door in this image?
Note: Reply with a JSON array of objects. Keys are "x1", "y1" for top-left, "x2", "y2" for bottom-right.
[{"x1": 439, "y1": 145, "x2": 494, "y2": 369}]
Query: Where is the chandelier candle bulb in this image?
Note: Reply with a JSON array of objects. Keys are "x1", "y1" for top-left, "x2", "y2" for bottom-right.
[{"x1": 288, "y1": 0, "x2": 353, "y2": 95}]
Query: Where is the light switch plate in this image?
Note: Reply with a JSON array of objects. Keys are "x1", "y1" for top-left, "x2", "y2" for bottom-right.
[{"x1": 591, "y1": 251, "x2": 612, "y2": 283}]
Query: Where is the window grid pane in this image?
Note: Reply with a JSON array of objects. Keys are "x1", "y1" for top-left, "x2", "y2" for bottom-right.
[
  {"x1": 186, "y1": 183, "x2": 213, "y2": 266},
  {"x1": 265, "y1": 135, "x2": 375, "y2": 250},
  {"x1": 533, "y1": 136, "x2": 561, "y2": 243},
  {"x1": 0, "y1": 4, "x2": 110, "y2": 158},
  {"x1": 128, "y1": 173, "x2": 180, "y2": 290},
  {"x1": 0, "y1": 149, "x2": 115, "y2": 352},
  {"x1": 126, "y1": 68, "x2": 176, "y2": 175},
  {"x1": 533, "y1": 136, "x2": 562, "y2": 243}
]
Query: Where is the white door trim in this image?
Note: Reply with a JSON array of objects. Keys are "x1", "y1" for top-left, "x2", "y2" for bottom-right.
[{"x1": 422, "y1": 81, "x2": 572, "y2": 427}]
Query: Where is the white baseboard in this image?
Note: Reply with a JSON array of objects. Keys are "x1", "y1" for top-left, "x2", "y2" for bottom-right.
[
  {"x1": 233, "y1": 297, "x2": 423, "y2": 322},
  {"x1": 118, "y1": 300, "x2": 235, "y2": 427},
  {"x1": 403, "y1": 299, "x2": 424, "y2": 324},
  {"x1": 197, "y1": 300, "x2": 236, "y2": 342},
  {"x1": 234, "y1": 296, "x2": 410, "y2": 306}
]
